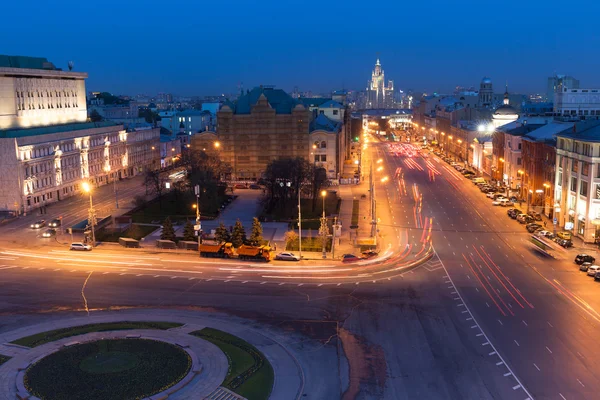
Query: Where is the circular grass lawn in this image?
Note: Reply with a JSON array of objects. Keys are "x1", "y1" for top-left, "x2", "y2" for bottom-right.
[{"x1": 24, "y1": 339, "x2": 191, "y2": 400}]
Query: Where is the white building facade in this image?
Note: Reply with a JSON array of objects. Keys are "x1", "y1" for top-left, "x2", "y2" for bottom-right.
[
  {"x1": 555, "y1": 121, "x2": 600, "y2": 243},
  {"x1": 554, "y1": 88, "x2": 600, "y2": 118}
]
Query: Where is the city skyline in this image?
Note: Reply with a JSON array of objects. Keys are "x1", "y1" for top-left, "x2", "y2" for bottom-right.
[{"x1": 2, "y1": 0, "x2": 599, "y2": 97}]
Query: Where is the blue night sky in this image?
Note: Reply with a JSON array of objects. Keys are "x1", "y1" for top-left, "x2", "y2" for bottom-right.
[{"x1": 3, "y1": 0, "x2": 599, "y2": 97}]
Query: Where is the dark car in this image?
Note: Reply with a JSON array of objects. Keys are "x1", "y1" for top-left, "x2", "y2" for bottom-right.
[
  {"x1": 518, "y1": 215, "x2": 535, "y2": 224},
  {"x1": 342, "y1": 254, "x2": 361, "y2": 263},
  {"x1": 580, "y1": 262, "x2": 593, "y2": 272},
  {"x1": 249, "y1": 184, "x2": 261, "y2": 190},
  {"x1": 30, "y1": 220, "x2": 46, "y2": 229},
  {"x1": 361, "y1": 250, "x2": 379, "y2": 259},
  {"x1": 508, "y1": 209, "x2": 522, "y2": 218},
  {"x1": 528, "y1": 211, "x2": 542, "y2": 221},
  {"x1": 48, "y1": 218, "x2": 62, "y2": 227},
  {"x1": 594, "y1": 271, "x2": 600, "y2": 281},
  {"x1": 555, "y1": 238, "x2": 573, "y2": 248},
  {"x1": 526, "y1": 223, "x2": 543, "y2": 233},
  {"x1": 575, "y1": 254, "x2": 596, "y2": 265}
]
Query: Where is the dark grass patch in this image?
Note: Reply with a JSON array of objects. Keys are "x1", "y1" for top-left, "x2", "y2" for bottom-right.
[
  {"x1": 190, "y1": 328, "x2": 274, "y2": 400},
  {"x1": 11, "y1": 321, "x2": 183, "y2": 348},
  {"x1": 24, "y1": 339, "x2": 191, "y2": 400}
]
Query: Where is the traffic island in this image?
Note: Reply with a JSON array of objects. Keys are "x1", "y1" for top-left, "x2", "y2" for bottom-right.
[
  {"x1": 23, "y1": 338, "x2": 191, "y2": 400},
  {"x1": 10, "y1": 321, "x2": 183, "y2": 348},
  {"x1": 191, "y1": 327, "x2": 274, "y2": 400},
  {"x1": 0, "y1": 355, "x2": 10, "y2": 366}
]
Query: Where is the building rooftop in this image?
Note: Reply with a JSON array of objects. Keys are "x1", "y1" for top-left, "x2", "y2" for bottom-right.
[
  {"x1": 504, "y1": 124, "x2": 545, "y2": 136},
  {"x1": 310, "y1": 114, "x2": 341, "y2": 132},
  {"x1": 177, "y1": 109, "x2": 204, "y2": 116},
  {"x1": 523, "y1": 121, "x2": 574, "y2": 142},
  {"x1": 0, "y1": 55, "x2": 59, "y2": 70},
  {"x1": 556, "y1": 120, "x2": 600, "y2": 142},
  {"x1": 319, "y1": 100, "x2": 344, "y2": 109},
  {"x1": 0, "y1": 121, "x2": 120, "y2": 139},
  {"x1": 299, "y1": 97, "x2": 331, "y2": 108},
  {"x1": 229, "y1": 87, "x2": 300, "y2": 114},
  {"x1": 361, "y1": 109, "x2": 412, "y2": 117}
]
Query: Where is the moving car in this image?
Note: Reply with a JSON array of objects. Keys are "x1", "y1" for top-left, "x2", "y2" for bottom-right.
[
  {"x1": 575, "y1": 254, "x2": 595, "y2": 265},
  {"x1": 361, "y1": 250, "x2": 379, "y2": 259},
  {"x1": 342, "y1": 254, "x2": 361, "y2": 263},
  {"x1": 48, "y1": 218, "x2": 61, "y2": 228},
  {"x1": 587, "y1": 265, "x2": 600, "y2": 276},
  {"x1": 557, "y1": 231, "x2": 572, "y2": 240},
  {"x1": 580, "y1": 262, "x2": 593, "y2": 272},
  {"x1": 30, "y1": 220, "x2": 46, "y2": 229},
  {"x1": 70, "y1": 242, "x2": 92, "y2": 251},
  {"x1": 41, "y1": 228, "x2": 56, "y2": 238},
  {"x1": 274, "y1": 252, "x2": 300, "y2": 261}
]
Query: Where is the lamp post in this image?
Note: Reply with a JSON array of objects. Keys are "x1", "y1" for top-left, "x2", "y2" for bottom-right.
[
  {"x1": 194, "y1": 185, "x2": 201, "y2": 245},
  {"x1": 298, "y1": 184, "x2": 302, "y2": 259},
  {"x1": 527, "y1": 189, "x2": 533, "y2": 213},
  {"x1": 320, "y1": 190, "x2": 327, "y2": 259},
  {"x1": 104, "y1": 166, "x2": 119, "y2": 209},
  {"x1": 81, "y1": 182, "x2": 96, "y2": 247},
  {"x1": 543, "y1": 183, "x2": 551, "y2": 216}
]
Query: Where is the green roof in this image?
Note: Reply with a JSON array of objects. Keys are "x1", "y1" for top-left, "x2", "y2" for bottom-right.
[
  {"x1": 0, "y1": 55, "x2": 57, "y2": 70},
  {"x1": 231, "y1": 87, "x2": 299, "y2": 114},
  {"x1": 0, "y1": 121, "x2": 120, "y2": 139}
]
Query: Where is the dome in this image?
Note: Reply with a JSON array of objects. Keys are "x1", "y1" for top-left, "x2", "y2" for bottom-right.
[
  {"x1": 481, "y1": 77, "x2": 492, "y2": 84},
  {"x1": 493, "y1": 105, "x2": 518, "y2": 116}
]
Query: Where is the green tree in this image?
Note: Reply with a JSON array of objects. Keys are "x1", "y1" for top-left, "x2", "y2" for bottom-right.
[
  {"x1": 284, "y1": 230, "x2": 298, "y2": 250},
  {"x1": 89, "y1": 109, "x2": 103, "y2": 122},
  {"x1": 161, "y1": 217, "x2": 176, "y2": 241},
  {"x1": 249, "y1": 217, "x2": 263, "y2": 245},
  {"x1": 182, "y1": 220, "x2": 196, "y2": 241},
  {"x1": 215, "y1": 222, "x2": 231, "y2": 243},
  {"x1": 231, "y1": 219, "x2": 246, "y2": 248}
]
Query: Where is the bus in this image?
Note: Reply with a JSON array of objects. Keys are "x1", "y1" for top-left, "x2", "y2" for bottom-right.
[{"x1": 529, "y1": 235, "x2": 564, "y2": 259}]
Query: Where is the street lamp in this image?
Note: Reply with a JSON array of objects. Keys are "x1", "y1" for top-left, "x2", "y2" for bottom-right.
[
  {"x1": 81, "y1": 182, "x2": 96, "y2": 247},
  {"x1": 320, "y1": 190, "x2": 327, "y2": 259},
  {"x1": 214, "y1": 141, "x2": 220, "y2": 149}
]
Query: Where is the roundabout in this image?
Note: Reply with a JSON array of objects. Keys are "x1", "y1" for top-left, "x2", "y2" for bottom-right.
[{"x1": 24, "y1": 338, "x2": 191, "y2": 400}]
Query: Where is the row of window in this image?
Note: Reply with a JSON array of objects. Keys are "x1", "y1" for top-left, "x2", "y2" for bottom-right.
[{"x1": 560, "y1": 109, "x2": 600, "y2": 116}]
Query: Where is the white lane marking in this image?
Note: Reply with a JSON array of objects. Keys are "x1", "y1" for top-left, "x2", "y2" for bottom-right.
[
  {"x1": 559, "y1": 394, "x2": 567, "y2": 400},
  {"x1": 522, "y1": 320, "x2": 528, "y2": 327},
  {"x1": 0, "y1": 266, "x2": 17, "y2": 271},
  {"x1": 170, "y1": 276, "x2": 177, "y2": 279},
  {"x1": 514, "y1": 340, "x2": 520, "y2": 347},
  {"x1": 188, "y1": 277, "x2": 195, "y2": 280},
  {"x1": 547, "y1": 321, "x2": 553, "y2": 328},
  {"x1": 533, "y1": 363, "x2": 540, "y2": 371},
  {"x1": 496, "y1": 361, "x2": 504, "y2": 366},
  {"x1": 577, "y1": 379, "x2": 585, "y2": 387},
  {"x1": 260, "y1": 282, "x2": 267, "y2": 285},
  {"x1": 153, "y1": 275, "x2": 159, "y2": 278},
  {"x1": 512, "y1": 384, "x2": 521, "y2": 390},
  {"x1": 546, "y1": 346, "x2": 552, "y2": 354},
  {"x1": 489, "y1": 351, "x2": 496, "y2": 355},
  {"x1": 498, "y1": 319, "x2": 503, "y2": 326}
]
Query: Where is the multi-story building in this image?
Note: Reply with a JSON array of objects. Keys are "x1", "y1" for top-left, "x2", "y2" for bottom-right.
[
  {"x1": 366, "y1": 59, "x2": 395, "y2": 109},
  {"x1": 520, "y1": 121, "x2": 574, "y2": 217},
  {"x1": 0, "y1": 55, "x2": 87, "y2": 130},
  {"x1": 555, "y1": 120, "x2": 600, "y2": 242},
  {"x1": 553, "y1": 88, "x2": 600, "y2": 119},
  {"x1": 217, "y1": 86, "x2": 310, "y2": 180},
  {"x1": 0, "y1": 55, "x2": 160, "y2": 214},
  {"x1": 547, "y1": 74, "x2": 579, "y2": 103},
  {"x1": 308, "y1": 114, "x2": 344, "y2": 180}
]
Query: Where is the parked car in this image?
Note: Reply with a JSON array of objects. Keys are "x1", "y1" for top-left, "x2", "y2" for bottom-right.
[
  {"x1": 275, "y1": 252, "x2": 300, "y2": 261},
  {"x1": 536, "y1": 230, "x2": 555, "y2": 239},
  {"x1": 249, "y1": 184, "x2": 261, "y2": 190},
  {"x1": 486, "y1": 192, "x2": 497, "y2": 199},
  {"x1": 575, "y1": 254, "x2": 595, "y2": 265},
  {"x1": 587, "y1": 265, "x2": 600, "y2": 276},
  {"x1": 527, "y1": 211, "x2": 542, "y2": 221},
  {"x1": 342, "y1": 254, "x2": 361, "y2": 263},
  {"x1": 508, "y1": 209, "x2": 522, "y2": 218},
  {"x1": 594, "y1": 271, "x2": 600, "y2": 281},
  {"x1": 557, "y1": 231, "x2": 572, "y2": 240},
  {"x1": 41, "y1": 228, "x2": 56, "y2": 238},
  {"x1": 234, "y1": 184, "x2": 247, "y2": 189},
  {"x1": 30, "y1": 220, "x2": 46, "y2": 229},
  {"x1": 526, "y1": 223, "x2": 543, "y2": 233},
  {"x1": 518, "y1": 215, "x2": 534, "y2": 224},
  {"x1": 70, "y1": 242, "x2": 92, "y2": 251},
  {"x1": 500, "y1": 199, "x2": 514, "y2": 207},
  {"x1": 555, "y1": 238, "x2": 573, "y2": 248},
  {"x1": 48, "y1": 218, "x2": 62, "y2": 227},
  {"x1": 580, "y1": 262, "x2": 593, "y2": 272},
  {"x1": 491, "y1": 199, "x2": 504, "y2": 206}
]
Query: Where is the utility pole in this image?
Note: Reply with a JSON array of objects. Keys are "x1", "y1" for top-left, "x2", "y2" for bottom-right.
[
  {"x1": 320, "y1": 190, "x2": 327, "y2": 259},
  {"x1": 298, "y1": 185, "x2": 302, "y2": 259},
  {"x1": 195, "y1": 185, "x2": 201, "y2": 246}
]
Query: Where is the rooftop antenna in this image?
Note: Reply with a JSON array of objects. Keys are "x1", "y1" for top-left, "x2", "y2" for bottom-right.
[{"x1": 68, "y1": 61, "x2": 74, "y2": 71}]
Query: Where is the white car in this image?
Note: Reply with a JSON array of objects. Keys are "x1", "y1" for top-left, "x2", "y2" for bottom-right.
[
  {"x1": 275, "y1": 252, "x2": 300, "y2": 261},
  {"x1": 70, "y1": 242, "x2": 92, "y2": 251},
  {"x1": 486, "y1": 192, "x2": 496, "y2": 199},
  {"x1": 588, "y1": 265, "x2": 600, "y2": 277},
  {"x1": 492, "y1": 199, "x2": 505, "y2": 206}
]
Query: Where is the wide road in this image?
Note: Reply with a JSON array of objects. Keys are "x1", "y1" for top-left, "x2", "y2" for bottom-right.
[
  {"x1": 381, "y1": 138, "x2": 600, "y2": 399},
  {"x1": 5, "y1": 138, "x2": 598, "y2": 399}
]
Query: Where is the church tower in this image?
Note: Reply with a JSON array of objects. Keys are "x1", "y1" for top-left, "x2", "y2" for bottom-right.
[{"x1": 479, "y1": 77, "x2": 493, "y2": 108}]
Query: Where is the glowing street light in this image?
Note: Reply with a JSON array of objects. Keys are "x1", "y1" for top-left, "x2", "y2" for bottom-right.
[
  {"x1": 320, "y1": 190, "x2": 328, "y2": 259},
  {"x1": 214, "y1": 141, "x2": 220, "y2": 148}
]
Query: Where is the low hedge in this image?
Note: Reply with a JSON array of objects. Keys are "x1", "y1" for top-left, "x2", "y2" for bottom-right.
[
  {"x1": 11, "y1": 321, "x2": 183, "y2": 348},
  {"x1": 24, "y1": 339, "x2": 191, "y2": 400},
  {"x1": 0, "y1": 354, "x2": 10, "y2": 366},
  {"x1": 191, "y1": 328, "x2": 274, "y2": 400}
]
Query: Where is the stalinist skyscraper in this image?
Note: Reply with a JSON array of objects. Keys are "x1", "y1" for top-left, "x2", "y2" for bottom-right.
[{"x1": 366, "y1": 58, "x2": 394, "y2": 109}]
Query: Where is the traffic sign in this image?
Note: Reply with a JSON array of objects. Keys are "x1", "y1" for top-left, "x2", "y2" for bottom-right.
[{"x1": 553, "y1": 217, "x2": 557, "y2": 225}]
